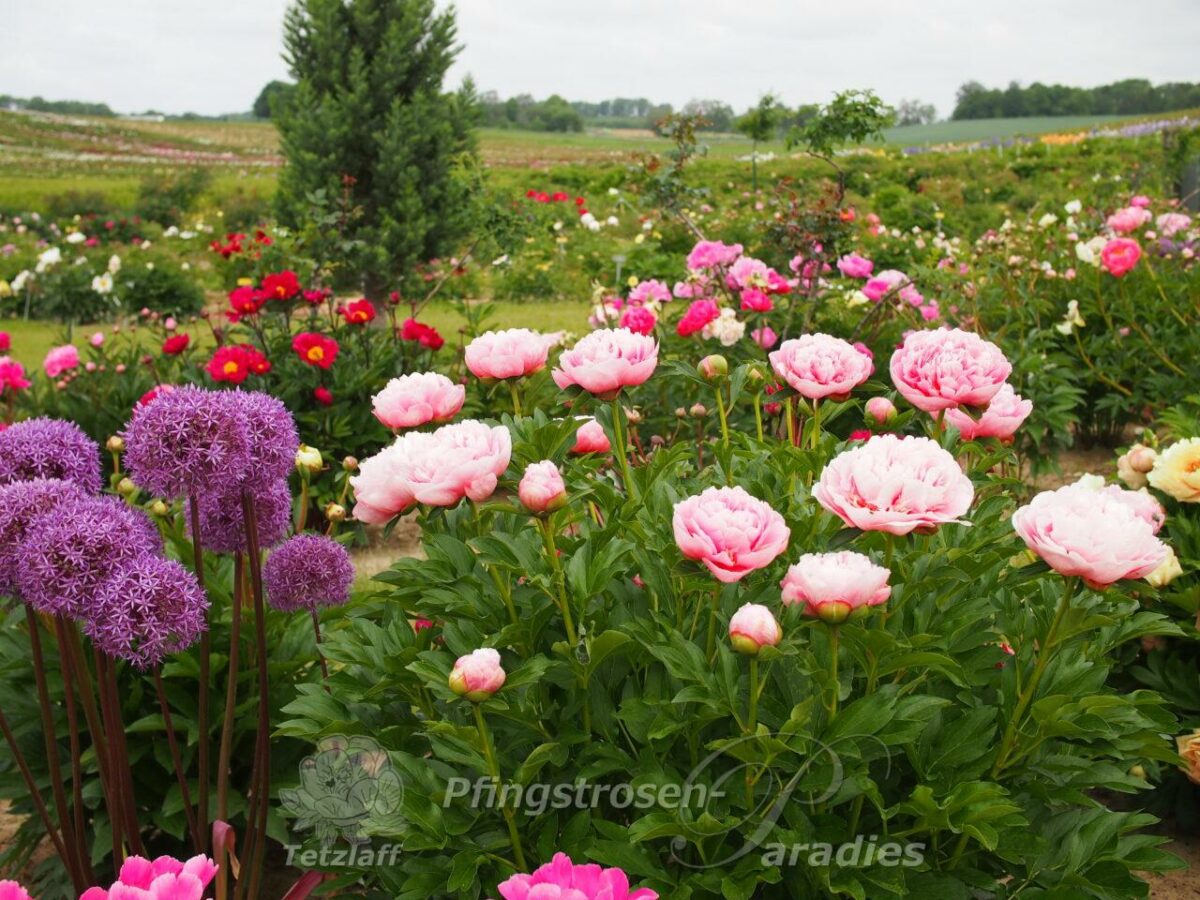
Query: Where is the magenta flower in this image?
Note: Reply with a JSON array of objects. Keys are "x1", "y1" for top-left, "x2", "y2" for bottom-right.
[
  {"x1": 0, "y1": 357, "x2": 31, "y2": 393},
  {"x1": 552, "y1": 328, "x2": 658, "y2": 399},
  {"x1": 497, "y1": 852, "x2": 658, "y2": 900},
  {"x1": 16, "y1": 495, "x2": 162, "y2": 617},
  {"x1": 888, "y1": 328, "x2": 1012, "y2": 413},
  {"x1": 1100, "y1": 238, "x2": 1141, "y2": 277},
  {"x1": 80, "y1": 853, "x2": 218, "y2": 900},
  {"x1": 0, "y1": 478, "x2": 84, "y2": 596},
  {"x1": 943, "y1": 383, "x2": 1032, "y2": 442},
  {"x1": 619, "y1": 305, "x2": 657, "y2": 335},
  {"x1": 0, "y1": 417, "x2": 102, "y2": 491},
  {"x1": 1012, "y1": 483, "x2": 1167, "y2": 588},
  {"x1": 448, "y1": 648, "x2": 506, "y2": 701},
  {"x1": 813, "y1": 435, "x2": 974, "y2": 535},
  {"x1": 43, "y1": 344, "x2": 80, "y2": 378},
  {"x1": 351, "y1": 420, "x2": 512, "y2": 523},
  {"x1": 0, "y1": 880, "x2": 32, "y2": 900},
  {"x1": 769, "y1": 334, "x2": 874, "y2": 401},
  {"x1": 372, "y1": 371, "x2": 466, "y2": 430},
  {"x1": 86, "y1": 556, "x2": 209, "y2": 669},
  {"x1": 464, "y1": 328, "x2": 552, "y2": 381},
  {"x1": 673, "y1": 486, "x2": 790, "y2": 583},
  {"x1": 263, "y1": 534, "x2": 354, "y2": 613},
  {"x1": 780, "y1": 551, "x2": 892, "y2": 623}
]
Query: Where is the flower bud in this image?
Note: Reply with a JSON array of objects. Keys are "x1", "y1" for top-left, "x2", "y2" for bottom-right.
[
  {"x1": 689, "y1": 403, "x2": 707, "y2": 419},
  {"x1": 728, "y1": 603, "x2": 782, "y2": 656},
  {"x1": 295, "y1": 444, "x2": 323, "y2": 474},
  {"x1": 518, "y1": 460, "x2": 567, "y2": 515},
  {"x1": 149, "y1": 500, "x2": 170, "y2": 517},
  {"x1": 864, "y1": 397, "x2": 897, "y2": 426},
  {"x1": 106, "y1": 435, "x2": 125, "y2": 454},
  {"x1": 624, "y1": 407, "x2": 643, "y2": 425},
  {"x1": 342, "y1": 456, "x2": 359, "y2": 473},
  {"x1": 698, "y1": 354, "x2": 728, "y2": 381},
  {"x1": 1129, "y1": 764, "x2": 1147, "y2": 780},
  {"x1": 1145, "y1": 547, "x2": 1182, "y2": 588},
  {"x1": 324, "y1": 502, "x2": 347, "y2": 523},
  {"x1": 117, "y1": 477, "x2": 137, "y2": 497},
  {"x1": 675, "y1": 407, "x2": 687, "y2": 419},
  {"x1": 448, "y1": 648, "x2": 506, "y2": 701},
  {"x1": 1177, "y1": 730, "x2": 1200, "y2": 786}
]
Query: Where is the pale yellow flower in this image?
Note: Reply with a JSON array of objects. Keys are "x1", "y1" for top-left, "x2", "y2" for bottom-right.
[
  {"x1": 1177, "y1": 730, "x2": 1200, "y2": 785},
  {"x1": 1145, "y1": 547, "x2": 1183, "y2": 588},
  {"x1": 1148, "y1": 438, "x2": 1200, "y2": 503}
]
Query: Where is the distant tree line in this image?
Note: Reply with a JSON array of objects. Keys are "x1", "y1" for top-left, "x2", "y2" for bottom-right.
[
  {"x1": 952, "y1": 79, "x2": 1200, "y2": 120},
  {"x1": 0, "y1": 94, "x2": 115, "y2": 116}
]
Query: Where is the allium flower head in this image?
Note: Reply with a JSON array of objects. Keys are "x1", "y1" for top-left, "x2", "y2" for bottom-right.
[
  {"x1": 0, "y1": 478, "x2": 84, "y2": 596},
  {"x1": 124, "y1": 386, "x2": 251, "y2": 499},
  {"x1": 0, "y1": 417, "x2": 102, "y2": 492},
  {"x1": 86, "y1": 556, "x2": 209, "y2": 669},
  {"x1": 186, "y1": 478, "x2": 292, "y2": 555},
  {"x1": 16, "y1": 495, "x2": 161, "y2": 617},
  {"x1": 217, "y1": 390, "x2": 299, "y2": 482},
  {"x1": 263, "y1": 534, "x2": 354, "y2": 613}
]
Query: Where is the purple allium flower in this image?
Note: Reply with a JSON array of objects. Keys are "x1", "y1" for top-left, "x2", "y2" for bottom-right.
[
  {"x1": 263, "y1": 534, "x2": 354, "y2": 613},
  {"x1": 0, "y1": 478, "x2": 85, "y2": 596},
  {"x1": 16, "y1": 495, "x2": 162, "y2": 617},
  {"x1": 123, "y1": 385, "x2": 250, "y2": 499},
  {"x1": 218, "y1": 390, "x2": 300, "y2": 482},
  {"x1": 86, "y1": 556, "x2": 209, "y2": 669},
  {"x1": 186, "y1": 477, "x2": 292, "y2": 555},
  {"x1": 0, "y1": 418, "x2": 102, "y2": 492}
]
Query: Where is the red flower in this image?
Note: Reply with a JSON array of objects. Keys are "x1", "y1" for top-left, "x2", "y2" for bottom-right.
[
  {"x1": 209, "y1": 233, "x2": 246, "y2": 258},
  {"x1": 340, "y1": 298, "x2": 377, "y2": 325},
  {"x1": 162, "y1": 334, "x2": 190, "y2": 355},
  {"x1": 241, "y1": 344, "x2": 271, "y2": 375},
  {"x1": 399, "y1": 318, "x2": 444, "y2": 351},
  {"x1": 848, "y1": 429, "x2": 873, "y2": 442},
  {"x1": 0, "y1": 332, "x2": 10, "y2": 352},
  {"x1": 207, "y1": 345, "x2": 257, "y2": 384},
  {"x1": 302, "y1": 289, "x2": 327, "y2": 305},
  {"x1": 574, "y1": 196, "x2": 585, "y2": 206},
  {"x1": 262, "y1": 270, "x2": 300, "y2": 301},
  {"x1": 313, "y1": 386, "x2": 333, "y2": 406},
  {"x1": 388, "y1": 291, "x2": 402, "y2": 305},
  {"x1": 293, "y1": 332, "x2": 339, "y2": 369},
  {"x1": 254, "y1": 229, "x2": 273, "y2": 245},
  {"x1": 229, "y1": 285, "x2": 266, "y2": 316},
  {"x1": 137, "y1": 384, "x2": 175, "y2": 407},
  {"x1": 552, "y1": 191, "x2": 568, "y2": 202}
]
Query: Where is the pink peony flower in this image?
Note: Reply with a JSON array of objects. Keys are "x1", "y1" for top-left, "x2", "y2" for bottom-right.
[
  {"x1": 628, "y1": 279, "x2": 671, "y2": 305},
  {"x1": 943, "y1": 383, "x2": 1032, "y2": 442},
  {"x1": 1012, "y1": 483, "x2": 1168, "y2": 587},
  {"x1": 739, "y1": 287, "x2": 773, "y2": 312},
  {"x1": 1106, "y1": 206, "x2": 1151, "y2": 233},
  {"x1": 372, "y1": 371, "x2": 465, "y2": 430},
  {"x1": 1100, "y1": 238, "x2": 1141, "y2": 277},
  {"x1": 686, "y1": 240, "x2": 743, "y2": 271},
  {"x1": 864, "y1": 396, "x2": 897, "y2": 425},
  {"x1": 1156, "y1": 212, "x2": 1192, "y2": 237},
  {"x1": 519, "y1": 460, "x2": 567, "y2": 514},
  {"x1": 673, "y1": 486, "x2": 790, "y2": 583},
  {"x1": 0, "y1": 357, "x2": 31, "y2": 393},
  {"x1": 619, "y1": 305, "x2": 657, "y2": 335},
  {"x1": 43, "y1": 344, "x2": 80, "y2": 378},
  {"x1": 836, "y1": 253, "x2": 874, "y2": 279},
  {"x1": 89, "y1": 331, "x2": 105, "y2": 348},
  {"x1": 351, "y1": 420, "x2": 511, "y2": 523},
  {"x1": 780, "y1": 551, "x2": 891, "y2": 623},
  {"x1": 813, "y1": 434, "x2": 974, "y2": 535},
  {"x1": 862, "y1": 269, "x2": 907, "y2": 302},
  {"x1": 570, "y1": 418, "x2": 611, "y2": 454},
  {"x1": 1069, "y1": 475, "x2": 1166, "y2": 533},
  {"x1": 728, "y1": 602, "x2": 782, "y2": 654},
  {"x1": 888, "y1": 328, "x2": 1011, "y2": 413},
  {"x1": 0, "y1": 882, "x2": 32, "y2": 900},
  {"x1": 751, "y1": 326, "x2": 778, "y2": 349},
  {"x1": 464, "y1": 328, "x2": 552, "y2": 380},
  {"x1": 449, "y1": 648, "x2": 505, "y2": 700},
  {"x1": 552, "y1": 328, "x2": 658, "y2": 399},
  {"x1": 81, "y1": 855, "x2": 218, "y2": 900},
  {"x1": 497, "y1": 852, "x2": 658, "y2": 900},
  {"x1": 1130, "y1": 194, "x2": 1152, "y2": 208},
  {"x1": 769, "y1": 334, "x2": 874, "y2": 401},
  {"x1": 676, "y1": 300, "x2": 721, "y2": 337}
]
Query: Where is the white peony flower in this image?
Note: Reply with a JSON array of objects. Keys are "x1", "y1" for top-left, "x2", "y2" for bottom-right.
[
  {"x1": 108, "y1": 255, "x2": 121, "y2": 274},
  {"x1": 702, "y1": 308, "x2": 745, "y2": 347},
  {"x1": 1038, "y1": 213, "x2": 1058, "y2": 229},
  {"x1": 66, "y1": 231, "x2": 86, "y2": 244},
  {"x1": 91, "y1": 273, "x2": 114, "y2": 295},
  {"x1": 1064, "y1": 199, "x2": 1082, "y2": 215},
  {"x1": 35, "y1": 247, "x2": 62, "y2": 273}
]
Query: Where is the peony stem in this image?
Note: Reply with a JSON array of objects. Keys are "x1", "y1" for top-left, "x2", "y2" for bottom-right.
[
  {"x1": 188, "y1": 491, "x2": 211, "y2": 853},
  {"x1": 472, "y1": 703, "x2": 527, "y2": 871},
  {"x1": 753, "y1": 393, "x2": 764, "y2": 442},
  {"x1": 810, "y1": 399, "x2": 822, "y2": 452},
  {"x1": 540, "y1": 518, "x2": 578, "y2": 645},
  {"x1": 609, "y1": 397, "x2": 639, "y2": 501},
  {"x1": 828, "y1": 626, "x2": 840, "y2": 720},
  {"x1": 508, "y1": 381, "x2": 523, "y2": 418},
  {"x1": 785, "y1": 397, "x2": 796, "y2": 446},
  {"x1": 705, "y1": 588, "x2": 722, "y2": 664},
  {"x1": 714, "y1": 386, "x2": 730, "y2": 446}
]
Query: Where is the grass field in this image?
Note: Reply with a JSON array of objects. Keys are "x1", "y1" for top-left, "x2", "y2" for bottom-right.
[{"x1": 1, "y1": 299, "x2": 592, "y2": 369}]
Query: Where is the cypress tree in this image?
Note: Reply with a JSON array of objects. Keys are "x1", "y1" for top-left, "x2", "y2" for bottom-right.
[{"x1": 277, "y1": 0, "x2": 477, "y2": 294}]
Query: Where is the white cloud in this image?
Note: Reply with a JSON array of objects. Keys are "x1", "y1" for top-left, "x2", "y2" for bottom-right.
[{"x1": 0, "y1": 0, "x2": 1197, "y2": 118}]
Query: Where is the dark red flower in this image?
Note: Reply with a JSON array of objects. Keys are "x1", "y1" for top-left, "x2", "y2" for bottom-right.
[
  {"x1": 292, "y1": 332, "x2": 339, "y2": 369},
  {"x1": 162, "y1": 334, "x2": 190, "y2": 355},
  {"x1": 262, "y1": 270, "x2": 300, "y2": 301},
  {"x1": 339, "y1": 298, "x2": 377, "y2": 325},
  {"x1": 313, "y1": 386, "x2": 333, "y2": 406},
  {"x1": 254, "y1": 229, "x2": 273, "y2": 245},
  {"x1": 301, "y1": 289, "x2": 327, "y2": 305},
  {"x1": 399, "y1": 318, "x2": 444, "y2": 351}
]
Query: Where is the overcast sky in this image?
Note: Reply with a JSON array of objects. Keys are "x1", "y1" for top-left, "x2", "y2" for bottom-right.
[{"x1": 1, "y1": 1, "x2": 1198, "y2": 118}]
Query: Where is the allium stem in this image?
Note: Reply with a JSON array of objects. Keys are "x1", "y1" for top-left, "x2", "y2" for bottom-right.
[
  {"x1": 240, "y1": 489, "x2": 271, "y2": 900},
  {"x1": 216, "y1": 553, "x2": 245, "y2": 823},
  {"x1": 0, "y1": 700, "x2": 73, "y2": 877},
  {"x1": 188, "y1": 491, "x2": 211, "y2": 854},
  {"x1": 472, "y1": 703, "x2": 527, "y2": 872},
  {"x1": 154, "y1": 667, "x2": 202, "y2": 850},
  {"x1": 53, "y1": 616, "x2": 94, "y2": 885},
  {"x1": 312, "y1": 610, "x2": 330, "y2": 687},
  {"x1": 25, "y1": 605, "x2": 86, "y2": 891},
  {"x1": 609, "y1": 397, "x2": 639, "y2": 501}
]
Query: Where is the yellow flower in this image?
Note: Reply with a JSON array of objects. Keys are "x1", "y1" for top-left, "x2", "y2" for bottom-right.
[
  {"x1": 626, "y1": 276, "x2": 639, "y2": 288},
  {"x1": 237, "y1": 277, "x2": 253, "y2": 286},
  {"x1": 0, "y1": 280, "x2": 10, "y2": 299},
  {"x1": 1177, "y1": 730, "x2": 1200, "y2": 785},
  {"x1": 1148, "y1": 438, "x2": 1200, "y2": 503}
]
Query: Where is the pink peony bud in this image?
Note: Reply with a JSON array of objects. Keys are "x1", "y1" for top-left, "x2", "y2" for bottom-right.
[
  {"x1": 449, "y1": 648, "x2": 506, "y2": 701},
  {"x1": 570, "y1": 417, "x2": 611, "y2": 454},
  {"x1": 780, "y1": 551, "x2": 891, "y2": 624},
  {"x1": 728, "y1": 603, "x2": 782, "y2": 655},
  {"x1": 519, "y1": 460, "x2": 567, "y2": 514},
  {"x1": 697, "y1": 354, "x2": 728, "y2": 381},
  {"x1": 864, "y1": 397, "x2": 897, "y2": 426}
]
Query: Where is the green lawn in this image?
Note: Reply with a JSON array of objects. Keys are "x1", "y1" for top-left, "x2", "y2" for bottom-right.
[{"x1": 1, "y1": 299, "x2": 592, "y2": 369}]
